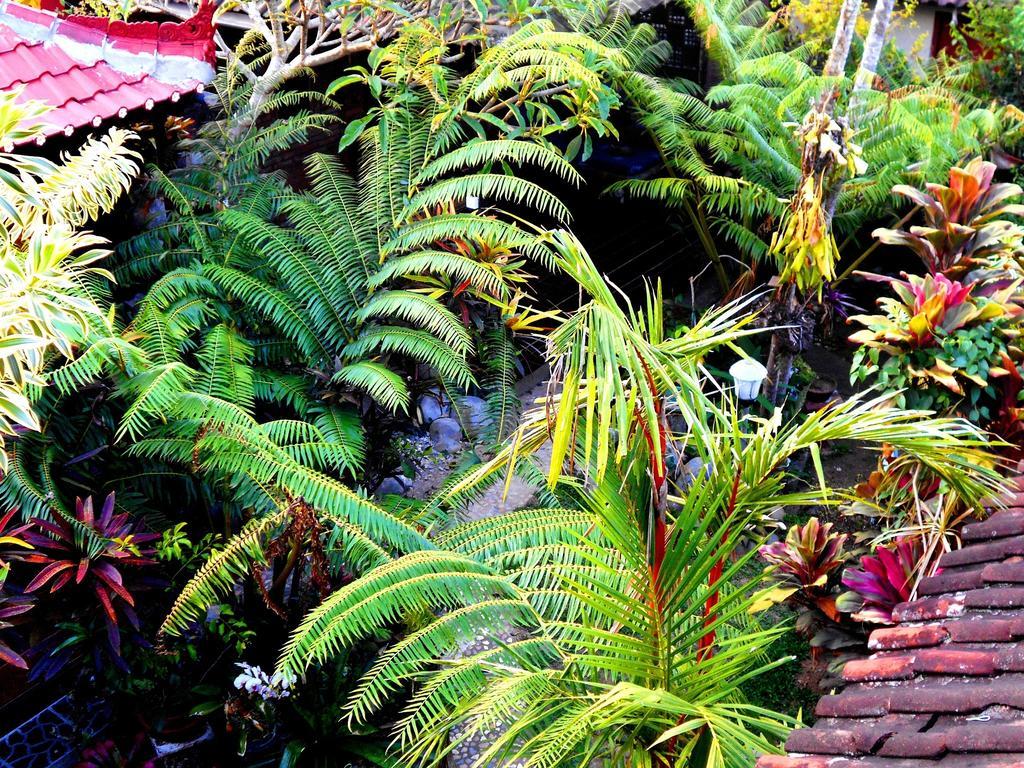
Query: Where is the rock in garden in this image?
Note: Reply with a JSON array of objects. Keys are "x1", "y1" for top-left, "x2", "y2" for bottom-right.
[
  {"x1": 374, "y1": 476, "x2": 407, "y2": 498},
  {"x1": 417, "y1": 387, "x2": 451, "y2": 424},
  {"x1": 429, "y1": 417, "x2": 463, "y2": 452},
  {"x1": 454, "y1": 395, "x2": 492, "y2": 439},
  {"x1": 679, "y1": 454, "x2": 712, "y2": 489}
]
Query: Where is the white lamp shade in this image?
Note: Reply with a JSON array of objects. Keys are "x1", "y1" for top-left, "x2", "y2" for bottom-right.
[{"x1": 729, "y1": 358, "x2": 768, "y2": 401}]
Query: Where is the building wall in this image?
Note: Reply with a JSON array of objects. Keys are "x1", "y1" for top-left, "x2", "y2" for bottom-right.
[{"x1": 890, "y1": 5, "x2": 939, "y2": 64}]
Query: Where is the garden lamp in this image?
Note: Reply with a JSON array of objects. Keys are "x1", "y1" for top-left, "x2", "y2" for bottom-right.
[{"x1": 729, "y1": 358, "x2": 768, "y2": 401}]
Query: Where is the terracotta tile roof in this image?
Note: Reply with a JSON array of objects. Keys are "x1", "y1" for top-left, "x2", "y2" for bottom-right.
[
  {"x1": 0, "y1": 0, "x2": 215, "y2": 146},
  {"x1": 759, "y1": 477, "x2": 1024, "y2": 767}
]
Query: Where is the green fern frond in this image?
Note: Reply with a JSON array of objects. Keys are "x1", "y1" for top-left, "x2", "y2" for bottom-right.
[
  {"x1": 355, "y1": 291, "x2": 472, "y2": 357},
  {"x1": 370, "y1": 251, "x2": 508, "y2": 297},
  {"x1": 332, "y1": 362, "x2": 410, "y2": 414},
  {"x1": 195, "y1": 325, "x2": 255, "y2": 415},
  {"x1": 344, "y1": 598, "x2": 535, "y2": 725},
  {"x1": 115, "y1": 361, "x2": 197, "y2": 442},
  {"x1": 414, "y1": 140, "x2": 582, "y2": 187},
  {"x1": 277, "y1": 551, "x2": 515, "y2": 678},
  {"x1": 406, "y1": 175, "x2": 571, "y2": 224},
  {"x1": 160, "y1": 508, "x2": 289, "y2": 637},
  {"x1": 344, "y1": 327, "x2": 474, "y2": 390}
]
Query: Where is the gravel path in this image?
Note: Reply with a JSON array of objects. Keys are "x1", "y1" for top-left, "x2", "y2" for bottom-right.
[{"x1": 420, "y1": 375, "x2": 552, "y2": 768}]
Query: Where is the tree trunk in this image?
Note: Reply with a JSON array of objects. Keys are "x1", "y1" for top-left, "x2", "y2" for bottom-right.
[
  {"x1": 681, "y1": 197, "x2": 729, "y2": 292},
  {"x1": 854, "y1": 0, "x2": 896, "y2": 91},
  {"x1": 763, "y1": 282, "x2": 803, "y2": 405},
  {"x1": 823, "y1": 0, "x2": 862, "y2": 77}
]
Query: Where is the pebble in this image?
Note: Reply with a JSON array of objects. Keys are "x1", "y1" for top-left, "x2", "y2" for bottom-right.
[{"x1": 373, "y1": 476, "x2": 407, "y2": 498}]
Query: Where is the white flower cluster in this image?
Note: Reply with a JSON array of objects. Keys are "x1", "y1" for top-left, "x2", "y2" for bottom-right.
[
  {"x1": 233, "y1": 662, "x2": 296, "y2": 700},
  {"x1": 815, "y1": 120, "x2": 868, "y2": 177}
]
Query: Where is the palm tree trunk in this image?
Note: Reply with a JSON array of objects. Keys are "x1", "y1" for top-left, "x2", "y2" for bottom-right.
[
  {"x1": 697, "y1": 472, "x2": 742, "y2": 663},
  {"x1": 764, "y1": 282, "x2": 802, "y2": 405},
  {"x1": 823, "y1": 0, "x2": 862, "y2": 77},
  {"x1": 763, "y1": 0, "x2": 877, "y2": 402},
  {"x1": 646, "y1": 403, "x2": 670, "y2": 593},
  {"x1": 854, "y1": 0, "x2": 896, "y2": 91},
  {"x1": 643, "y1": 126, "x2": 729, "y2": 293}
]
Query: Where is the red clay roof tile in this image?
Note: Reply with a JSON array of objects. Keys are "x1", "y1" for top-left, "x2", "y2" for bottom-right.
[
  {"x1": 816, "y1": 690, "x2": 892, "y2": 718},
  {"x1": 965, "y1": 587, "x2": 1024, "y2": 610},
  {"x1": 868, "y1": 625, "x2": 948, "y2": 650},
  {"x1": 994, "y1": 647, "x2": 1024, "y2": 671},
  {"x1": 843, "y1": 656, "x2": 917, "y2": 682},
  {"x1": 891, "y1": 594, "x2": 965, "y2": 622},
  {"x1": 982, "y1": 562, "x2": 1024, "y2": 584},
  {"x1": 944, "y1": 723, "x2": 1024, "y2": 752},
  {"x1": 761, "y1": 474, "x2": 1024, "y2": 768},
  {"x1": 0, "y1": 0, "x2": 215, "y2": 144},
  {"x1": 920, "y1": 567, "x2": 987, "y2": 595},
  {"x1": 947, "y1": 618, "x2": 1022, "y2": 643},
  {"x1": 913, "y1": 648, "x2": 996, "y2": 676},
  {"x1": 940, "y1": 535, "x2": 1024, "y2": 568},
  {"x1": 963, "y1": 510, "x2": 1024, "y2": 542},
  {"x1": 876, "y1": 731, "x2": 947, "y2": 758},
  {"x1": 757, "y1": 757, "x2": 833, "y2": 768},
  {"x1": 785, "y1": 727, "x2": 886, "y2": 756}
]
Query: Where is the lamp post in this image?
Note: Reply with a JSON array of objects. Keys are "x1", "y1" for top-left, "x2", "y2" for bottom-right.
[{"x1": 729, "y1": 358, "x2": 768, "y2": 402}]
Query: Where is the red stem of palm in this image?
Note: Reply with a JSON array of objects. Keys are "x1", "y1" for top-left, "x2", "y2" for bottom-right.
[{"x1": 698, "y1": 471, "x2": 742, "y2": 663}]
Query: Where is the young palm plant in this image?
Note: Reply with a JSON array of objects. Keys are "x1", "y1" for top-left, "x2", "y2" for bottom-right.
[{"x1": 274, "y1": 233, "x2": 1004, "y2": 767}]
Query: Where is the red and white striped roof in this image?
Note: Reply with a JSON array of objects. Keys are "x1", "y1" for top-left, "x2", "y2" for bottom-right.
[{"x1": 0, "y1": 0, "x2": 216, "y2": 145}]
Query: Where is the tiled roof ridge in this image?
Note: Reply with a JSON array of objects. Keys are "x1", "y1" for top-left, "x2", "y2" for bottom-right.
[
  {"x1": 0, "y1": 0, "x2": 215, "y2": 70},
  {"x1": 0, "y1": 0, "x2": 216, "y2": 144},
  {"x1": 758, "y1": 472, "x2": 1024, "y2": 768}
]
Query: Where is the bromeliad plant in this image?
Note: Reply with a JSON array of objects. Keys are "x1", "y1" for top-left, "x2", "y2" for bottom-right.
[
  {"x1": 872, "y1": 157, "x2": 1024, "y2": 278},
  {"x1": 837, "y1": 537, "x2": 922, "y2": 624},
  {"x1": 761, "y1": 521, "x2": 927, "y2": 686},
  {"x1": 20, "y1": 492, "x2": 158, "y2": 662},
  {"x1": 760, "y1": 517, "x2": 865, "y2": 685},
  {"x1": 0, "y1": 508, "x2": 32, "y2": 669},
  {"x1": 0, "y1": 564, "x2": 32, "y2": 669},
  {"x1": 988, "y1": 354, "x2": 1024, "y2": 462},
  {"x1": 0, "y1": 507, "x2": 31, "y2": 570},
  {"x1": 760, "y1": 518, "x2": 848, "y2": 618},
  {"x1": 849, "y1": 271, "x2": 1022, "y2": 421}
]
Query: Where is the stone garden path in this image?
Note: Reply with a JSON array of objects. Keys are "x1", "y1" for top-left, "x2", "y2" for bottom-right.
[{"x1": 445, "y1": 374, "x2": 552, "y2": 768}]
